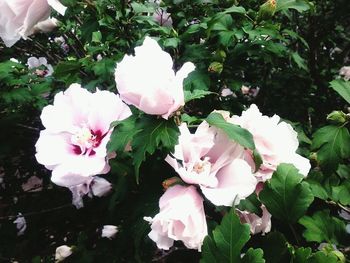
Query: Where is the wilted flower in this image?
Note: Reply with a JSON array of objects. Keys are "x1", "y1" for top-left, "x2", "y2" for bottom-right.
[
  {"x1": 13, "y1": 213, "x2": 26, "y2": 236},
  {"x1": 231, "y1": 104, "x2": 311, "y2": 181},
  {"x1": 22, "y1": 176, "x2": 43, "y2": 192},
  {"x1": 165, "y1": 121, "x2": 257, "y2": 207},
  {"x1": 55, "y1": 245, "x2": 73, "y2": 262},
  {"x1": 238, "y1": 205, "x2": 271, "y2": 235},
  {"x1": 0, "y1": 0, "x2": 66, "y2": 47},
  {"x1": 69, "y1": 176, "x2": 112, "y2": 208},
  {"x1": 144, "y1": 185, "x2": 207, "y2": 251},
  {"x1": 101, "y1": 225, "x2": 118, "y2": 239},
  {"x1": 115, "y1": 36, "x2": 195, "y2": 119},
  {"x1": 27, "y1": 56, "x2": 54, "y2": 77},
  {"x1": 35, "y1": 84, "x2": 131, "y2": 188}
]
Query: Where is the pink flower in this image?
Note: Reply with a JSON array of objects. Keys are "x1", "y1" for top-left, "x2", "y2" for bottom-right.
[
  {"x1": 144, "y1": 185, "x2": 207, "y2": 251},
  {"x1": 231, "y1": 104, "x2": 311, "y2": 181},
  {"x1": 0, "y1": 0, "x2": 66, "y2": 47},
  {"x1": 27, "y1": 56, "x2": 54, "y2": 77},
  {"x1": 115, "y1": 36, "x2": 195, "y2": 119},
  {"x1": 153, "y1": 9, "x2": 173, "y2": 27},
  {"x1": 238, "y1": 205, "x2": 271, "y2": 235},
  {"x1": 165, "y1": 121, "x2": 257, "y2": 207},
  {"x1": 35, "y1": 84, "x2": 131, "y2": 188},
  {"x1": 69, "y1": 176, "x2": 112, "y2": 208}
]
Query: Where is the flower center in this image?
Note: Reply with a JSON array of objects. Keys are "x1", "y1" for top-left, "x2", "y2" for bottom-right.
[
  {"x1": 192, "y1": 157, "x2": 211, "y2": 175},
  {"x1": 71, "y1": 127, "x2": 103, "y2": 156}
]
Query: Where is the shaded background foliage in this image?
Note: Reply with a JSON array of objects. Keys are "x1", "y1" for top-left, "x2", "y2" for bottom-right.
[{"x1": 0, "y1": 0, "x2": 350, "y2": 262}]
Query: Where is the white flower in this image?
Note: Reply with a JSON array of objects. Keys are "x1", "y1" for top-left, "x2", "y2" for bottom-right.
[
  {"x1": 55, "y1": 245, "x2": 73, "y2": 262},
  {"x1": 101, "y1": 225, "x2": 118, "y2": 239},
  {"x1": 13, "y1": 213, "x2": 26, "y2": 236}
]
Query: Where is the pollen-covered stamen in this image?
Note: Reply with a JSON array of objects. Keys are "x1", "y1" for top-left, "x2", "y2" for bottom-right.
[
  {"x1": 191, "y1": 157, "x2": 211, "y2": 175},
  {"x1": 71, "y1": 127, "x2": 104, "y2": 156}
]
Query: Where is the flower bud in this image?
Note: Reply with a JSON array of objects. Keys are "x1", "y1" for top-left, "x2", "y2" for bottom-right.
[
  {"x1": 208, "y1": 62, "x2": 223, "y2": 74},
  {"x1": 55, "y1": 245, "x2": 73, "y2": 262},
  {"x1": 257, "y1": 0, "x2": 277, "y2": 21},
  {"x1": 327, "y1": 110, "x2": 349, "y2": 125}
]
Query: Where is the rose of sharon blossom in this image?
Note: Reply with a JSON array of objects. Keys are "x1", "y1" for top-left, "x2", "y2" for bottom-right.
[
  {"x1": 165, "y1": 121, "x2": 257, "y2": 206},
  {"x1": 0, "y1": 0, "x2": 66, "y2": 47},
  {"x1": 144, "y1": 185, "x2": 207, "y2": 251},
  {"x1": 55, "y1": 245, "x2": 73, "y2": 262},
  {"x1": 115, "y1": 37, "x2": 195, "y2": 119},
  {"x1": 101, "y1": 225, "x2": 118, "y2": 239},
  {"x1": 231, "y1": 104, "x2": 311, "y2": 181},
  {"x1": 238, "y1": 205, "x2": 271, "y2": 235},
  {"x1": 339, "y1": 66, "x2": 350, "y2": 81},
  {"x1": 35, "y1": 84, "x2": 131, "y2": 188},
  {"x1": 27, "y1": 56, "x2": 54, "y2": 77}
]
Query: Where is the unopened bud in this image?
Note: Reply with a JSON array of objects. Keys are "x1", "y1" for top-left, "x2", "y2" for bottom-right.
[
  {"x1": 162, "y1": 177, "x2": 183, "y2": 190},
  {"x1": 208, "y1": 62, "x2": 223, "y2": 74},
  {"x1": 327, "y1": 111, "x2": 348, "y2": 124},
  {"x1": 257, "y1": 0, "x2": 277, "y2": 22}
]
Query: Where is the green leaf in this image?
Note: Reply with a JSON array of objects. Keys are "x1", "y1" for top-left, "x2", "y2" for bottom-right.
[
  {"x1": 206, "y1": 112, "x2": 255, "y2": 150},
  {"x1": 298, "y1": 210, "x2": 347, "y2": 244},
  {"x1": 312, "y1": 125, "x2": 350, "y2": 174},
  {"x1": 307, "y1": 251, "x2": 340, "y2": 263},
  {"x1": 131, "y1": 117, "x2": 179, "y2": 182},
  {"x1": 329, "y1": 79, "x2": 350, "y2": 104},
  {"x1": 260, "y1": 232, "x2": 290, "y2": 263},
  {"x1": 276, "y1": 0, "x2": 311, "y2": 13},
  {"x1": 292, "y1": 52, "x2": 308, "y2": 71},
  {"x1": 185, "y1": 90, "x2": 215, "y2": 103},
  {"x1": 292, "y1": 247, "x2": 312, "y2": 263},
  {"x1": 53, "y1": 60, "x2": 81, "y2": 85},
  {"x1": 241, "y1": 248, "x2": 265, "y2": 263},
  {"x1": 200, "y1": 235, "x2": 222, "y2": 263},
  {"x1": 260, "y1": 163, "x2": 314, "y2": 223},
  {"x1": 107, "y1": 115, "x2": 141, "y2": 153},
  {"x1": 184, "y1": 70, "x2": 211, "y2": 91},
  {"x1": 202, "y1": 210, "x2": 251, "y2": 263},
  {"x1": 237, "y1": 192, "x2": 262, "y2": 216}
]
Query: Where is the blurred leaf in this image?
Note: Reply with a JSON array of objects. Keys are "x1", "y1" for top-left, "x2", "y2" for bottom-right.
[
  {"x1": 276, "y1": 0, "x2": 311, "y2": 13},
  {"x1": 260, "y1": 163, "x2": 314, "y2": 223},
  {"x1": 184, "y1": 89, "x2": 215, "y2": 102},
  {"x1": 299, "y1": 210, "x2": 347, "y2": 244}
]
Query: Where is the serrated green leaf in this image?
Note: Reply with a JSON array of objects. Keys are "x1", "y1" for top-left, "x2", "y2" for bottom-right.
[
  {"x1": 237, "y1": 192, "x2": 262, "y2": 216},
  {"x1": 184, "y1": 90, "x2": 215, "y2": 103},
  {"x1": 200, "y1": 235, "x2": 221, "y2": 263},
  {"x1": 299, "y1": 210, "x2": 347, "y2": 244},
  {"x1": 292, "y1": 52, "x2": 308, "y2": 71},
  {"x1": 292, "y1": 247, "x2": 312, "y2": 263},
  {"x1": 260, "y1": 232, "x2": 291, "y2": 263},
  {"x1": 260, "y1": 163, "x2": 314, "y2": 223},
  {"x1": 107, "y1": 115, "x2": 141, "y2": 153},
  {"x1": 212, "y1": 210, "x2": 250, "y2": 262},
  {"x1": 206, "y1": 112, "x2": 255, "y2": 150},
  {"x1": 307, "y1": 251, "x2": 340, "y2": 263},
  {"x1": 241, "y1": 248, "x2": 265, "y2": 263},
  {"x1": 131, "y1": 117, "x2": 179, "y2": 182},
  {"x1": 329, "y1": 79, "x2": 350, "y2": 104},
  {"x1": 312, "y1": 125, "x2": 350, "y2": 174}
]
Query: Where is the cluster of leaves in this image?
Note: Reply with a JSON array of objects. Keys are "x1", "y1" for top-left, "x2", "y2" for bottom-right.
[{"x1": 0, "y1": 0, "x2": 350, "y2": 262}]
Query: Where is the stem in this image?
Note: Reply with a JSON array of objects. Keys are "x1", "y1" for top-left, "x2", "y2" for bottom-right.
[{"x1": 289, "y1": 223, "x2": 300, "y2": 245}]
